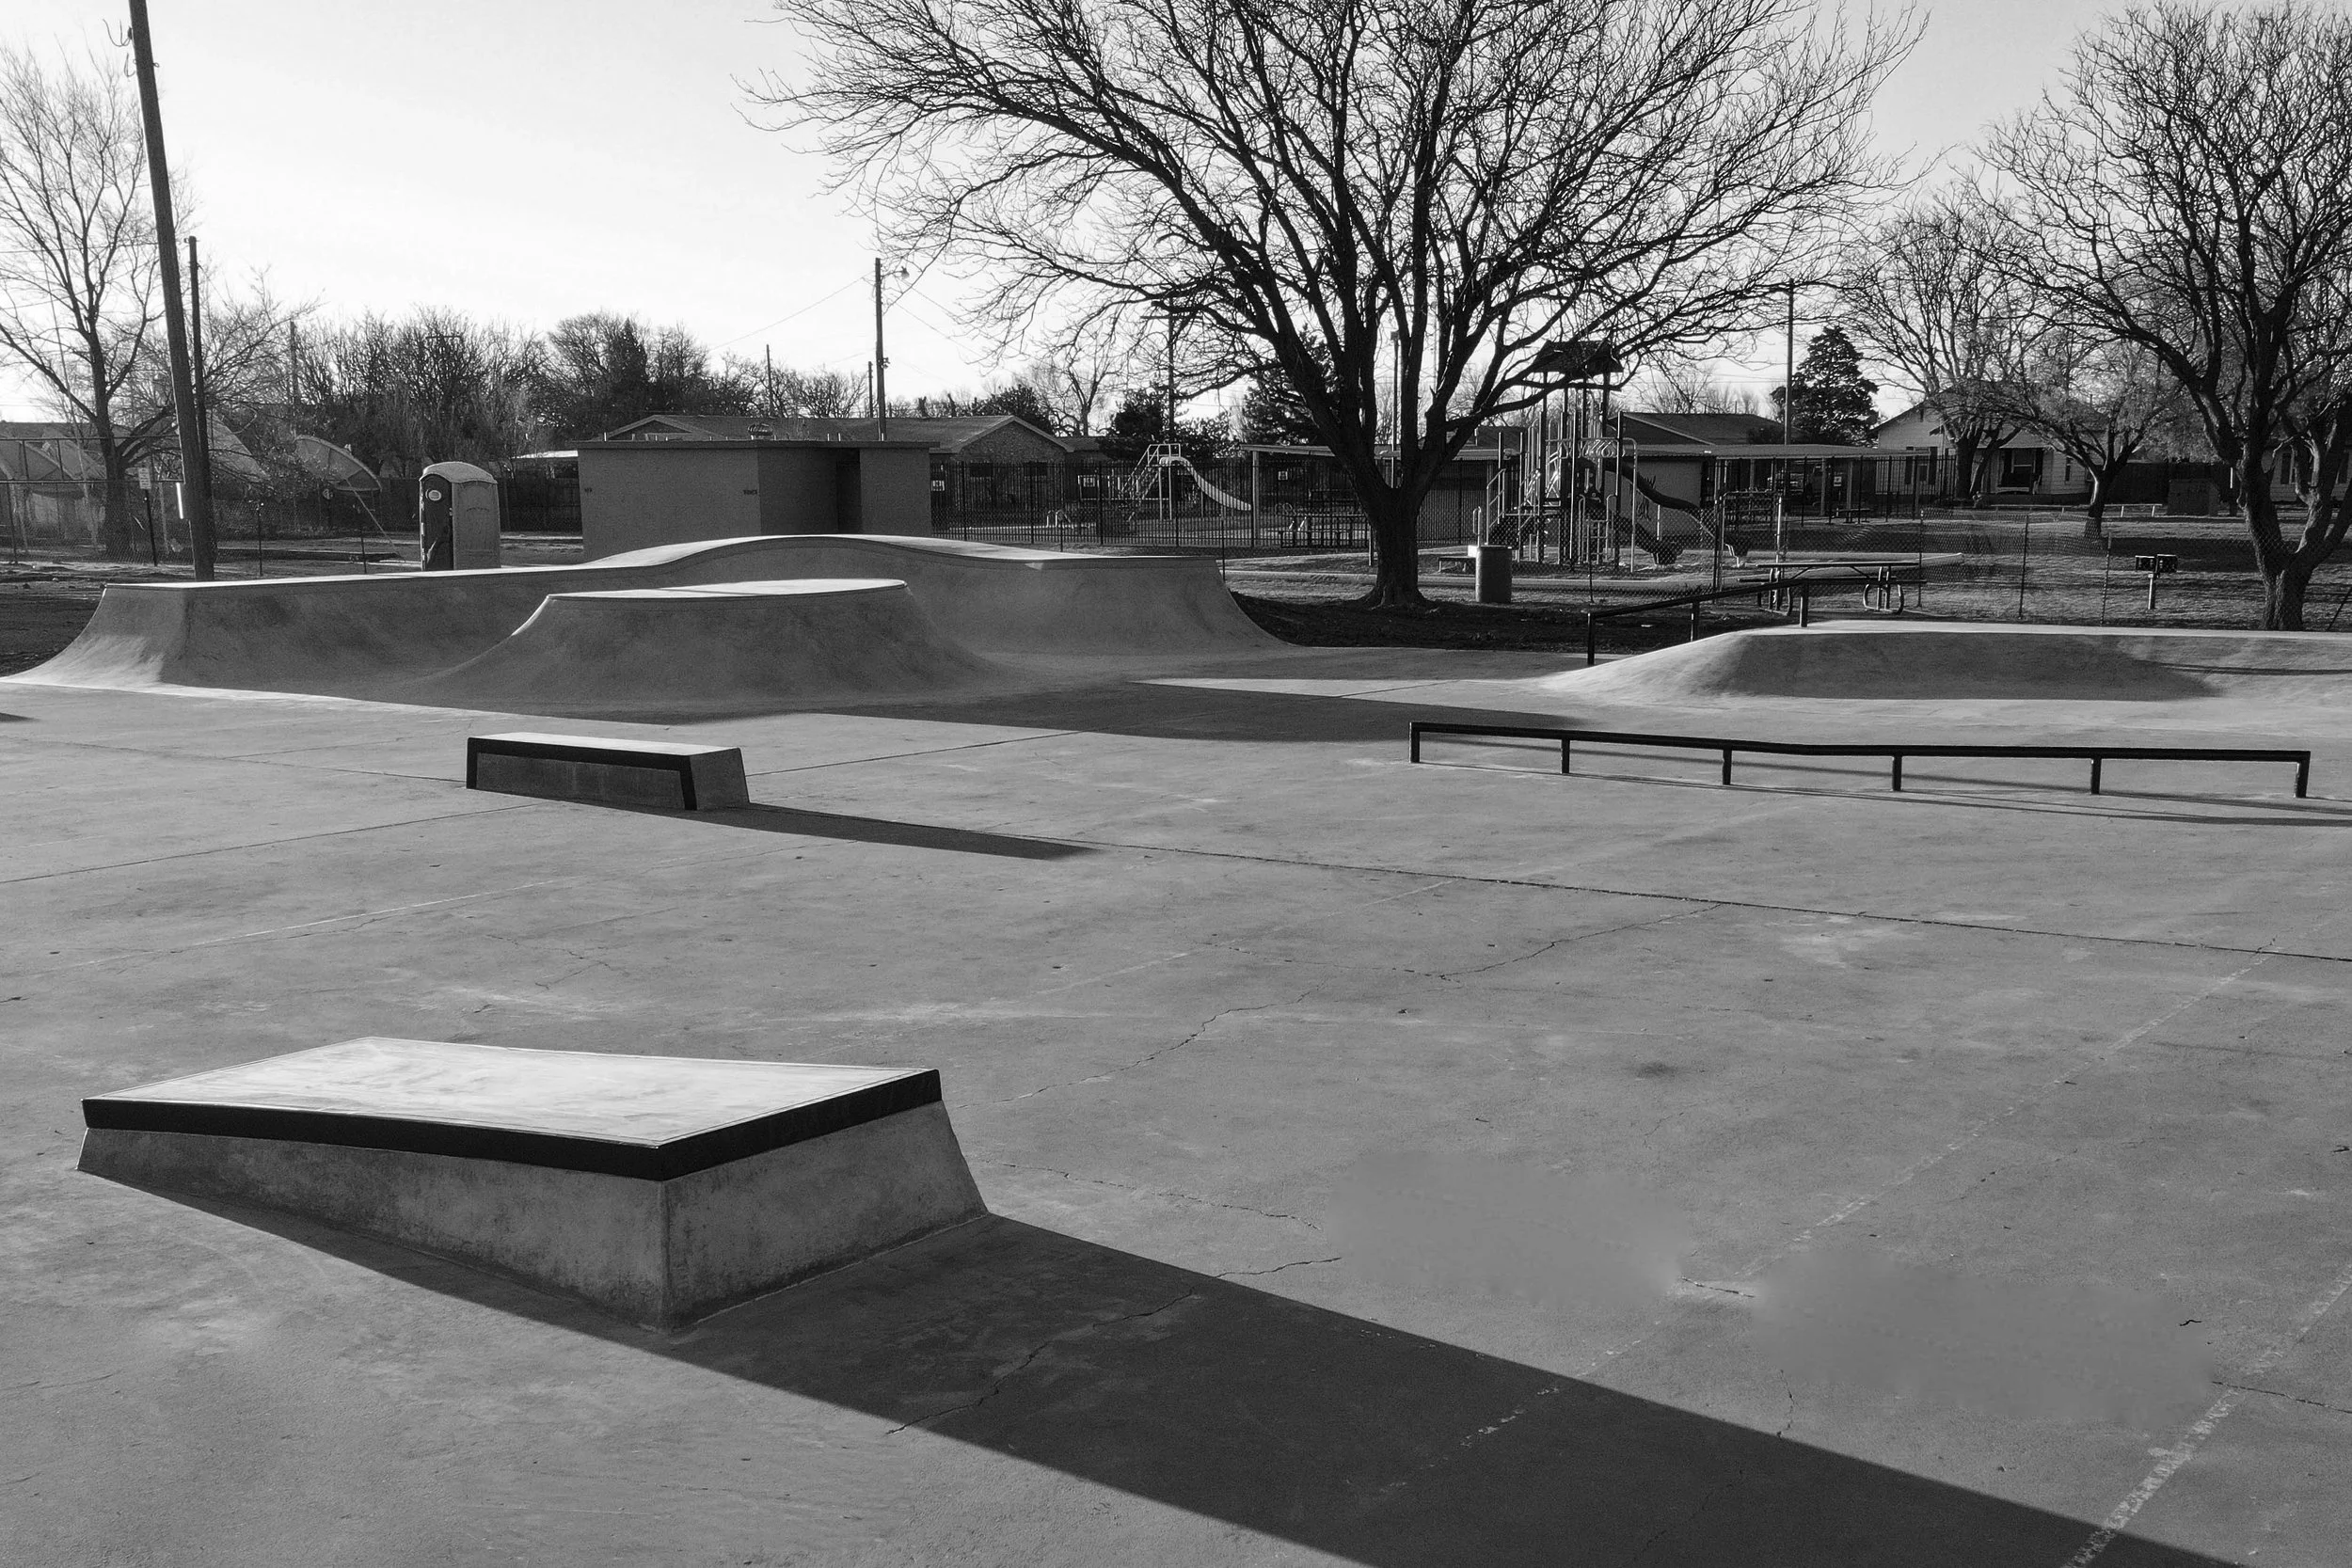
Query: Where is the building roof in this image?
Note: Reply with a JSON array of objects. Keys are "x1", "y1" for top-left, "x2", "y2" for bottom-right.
[
  {"x1": 1619, "y1": 411, "x2": 1787, "y2": 448},
  {"x1": 601, "y1": 412, "x2": 1073, "y2": 455}
]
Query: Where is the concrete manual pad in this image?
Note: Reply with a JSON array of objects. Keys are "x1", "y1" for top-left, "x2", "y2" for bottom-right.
[
  {"x1": 79, "y1": 1038, "x2": 988, "y2": 1329},
  {"x1": 468, "y1": 731, "x2": 752, "y2": 810}
]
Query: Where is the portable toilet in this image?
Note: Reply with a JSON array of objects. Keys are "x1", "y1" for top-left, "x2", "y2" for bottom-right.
[{"x1": 419, "y1": 461, "x2": 500, "y2": 571}]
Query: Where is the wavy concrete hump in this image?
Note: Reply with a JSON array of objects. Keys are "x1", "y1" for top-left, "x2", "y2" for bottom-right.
[
  {"x1": 17, "y1": 533, "x2": 1276, "y2": 702},
  {"x1": 1543, "y1": 623, "x2": 2352, "y2": 705},
  {"x1": 392, "y1": 579, "x2": 1006, "y2": 716}
]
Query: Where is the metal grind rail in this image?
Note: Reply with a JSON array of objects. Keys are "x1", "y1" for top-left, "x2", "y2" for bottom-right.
[
  {"x1": 1581, "y1": 564, "x2": 1927, "y2": 667},
  {"x1": 1406, "y1": 721, "x2": 2312, "y2": 799}
]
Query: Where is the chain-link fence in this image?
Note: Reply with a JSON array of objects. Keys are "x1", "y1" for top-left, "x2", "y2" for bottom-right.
[{"x1": 11, "y1": 447, "x2": 2349, "y2": 628}]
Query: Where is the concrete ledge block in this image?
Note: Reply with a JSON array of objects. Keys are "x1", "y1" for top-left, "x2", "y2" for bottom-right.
[
  {"x1": 467, "y1": 732, "x2": 750, "y2": 810},
  {"x1": 79, "y1": 1039, "x2": 987, "y2": 1329}
]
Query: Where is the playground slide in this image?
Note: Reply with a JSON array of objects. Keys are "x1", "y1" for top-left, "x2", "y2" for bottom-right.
[{"x1": 1165, "y1": 453, "x2": 1253, "y2": 513}]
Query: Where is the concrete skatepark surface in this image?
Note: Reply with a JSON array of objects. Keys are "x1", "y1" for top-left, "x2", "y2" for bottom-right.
[{"x1": 6, "y1": 560, "x2": 2352, "y2": 1563}]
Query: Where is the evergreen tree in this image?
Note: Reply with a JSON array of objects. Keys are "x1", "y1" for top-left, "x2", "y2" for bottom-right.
[
  {"x1": 1771, "y1": 325, "x2": 1880, "y2": 444},
  {"x1": 967, "y1": 380, "x2": 1060, "y2": 433},
  {"x1": 1235, "y1": 347, "x2": 1332, "y2": 446},
  {"x1": 1099, "y1": 388, "x2": 1225, "y2": 464}
]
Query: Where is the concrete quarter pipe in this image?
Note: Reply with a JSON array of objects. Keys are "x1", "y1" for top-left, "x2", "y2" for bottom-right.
[{"x1": 9, "y1": 534, "x2": 1278, "y2": 716}]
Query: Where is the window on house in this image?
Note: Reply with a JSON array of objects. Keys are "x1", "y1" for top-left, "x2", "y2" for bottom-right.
[{"x1": 2001, "y1": 449, "x2": 2041, "y2": 488}]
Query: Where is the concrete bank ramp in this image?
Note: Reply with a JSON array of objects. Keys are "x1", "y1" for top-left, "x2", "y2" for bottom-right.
[
  {"x1": 391, "y1": 579, "x2": 1005, "y2": 717},
  {"x1": 1541, "y1": 623, "x2": 2352, "y2": 705},
  {"x1": 14, "y1": 533, "x2": 1274, "y2": 704}
]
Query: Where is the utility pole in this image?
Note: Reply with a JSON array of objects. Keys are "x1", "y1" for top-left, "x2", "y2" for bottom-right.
[
  {"x1": 127, "y1": 0, "x2": 214, "y2": 578},
  {"x1": 872, "y1": 259, "x2": 887, "y2": 436},
  {"x1": 187, "y1": 236, "x2": 211, "y2": 544}
]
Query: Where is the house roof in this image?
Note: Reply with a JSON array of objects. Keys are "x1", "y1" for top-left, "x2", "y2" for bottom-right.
[{"x1": 601, "y1": 412, "x2": 1073, "y2": 454}]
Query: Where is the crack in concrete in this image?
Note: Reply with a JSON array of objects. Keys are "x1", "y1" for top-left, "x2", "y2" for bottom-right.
[
  {"x1": 1433, "y1": 907, "x2": 1719, "y2": 981},
  {"x1": 994, "y1": 989, "x2": 1316, "y2": 1104},
  {"x1": 2218, "y1": 1381, "x2": 2352, "y2": 1419},
  {"x1": 984, "y1": 1159, "x2": 1319, "y2": 1230},
  {"x1": 884, "y1": 1289, "x2": 1199, "y2": 1434},
  {"x1": 1214, "y1": 1256, "x2": 1342, "y2": 1279}
]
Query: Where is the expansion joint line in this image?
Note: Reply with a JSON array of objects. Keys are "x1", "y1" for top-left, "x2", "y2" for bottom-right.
[
  {"x1": 1059, "y1": 836, "x2": 2352, "y2": 967},
  {"x1": 2063, "y1": 1249, "x2": 2352, "y2": 1566}
]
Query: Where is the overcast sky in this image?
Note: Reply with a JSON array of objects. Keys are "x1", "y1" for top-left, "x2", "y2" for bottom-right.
[{"x1": 6, "y1": 0, "x2": 2123, "y2": 421}]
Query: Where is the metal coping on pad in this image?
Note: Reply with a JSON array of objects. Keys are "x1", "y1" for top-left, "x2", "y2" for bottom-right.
[
  {"x1": 83, "y1": 1069, "x2": 945, "y2": 1182},
  {"x1": 467, "y1": 734, "x2": 716, "y2": 810}
]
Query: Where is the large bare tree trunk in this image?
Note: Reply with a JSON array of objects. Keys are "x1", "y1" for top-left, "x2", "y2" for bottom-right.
[
  {"x1": 2082, "y1": 467, "x2": 2107, "y2": 537},
  {"x1": 2261, "y1": 554, "x2": 2313, "y2": 630},
  {"x1": 91, "y1": 424, "x2": 141, "y2": 560},
  {"x1": 2243, "y1": 458, "x2": 2308, "y2": 630},
  {"x1": 1950, "y1": 435, "x2": 1980, "y2": 508},
  {"x1": 1362, "y1": 491, "x2": 1424, "y2": 609}
]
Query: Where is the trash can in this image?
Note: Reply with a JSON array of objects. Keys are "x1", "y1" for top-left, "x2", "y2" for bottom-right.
[
  {"x1": 419, "y1": 461, "x2": 500, "y2": 571},
  {"x1": 1470, "y1": 543, "x2": 1513, "y2": 605}
]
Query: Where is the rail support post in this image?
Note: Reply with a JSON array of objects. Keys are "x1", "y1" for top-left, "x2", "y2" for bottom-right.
[
  {"x1": 2090, "y1": 756, "x2": 2103, "y2": 795},
  {"x1": 1561, "y1": 738, "x2": 1572, "y2": 776},
  {"x1": 1721, "y1": 748, "x2": 1733, "y2": 786},
  {"x1": 1585, "y1": 613, "x2": 1597, "y2": 668},
  {"x1": 1891, "y1": 753, "x2": 1903, "y2": 792},
  {"x1": 1689, "y1": 599, "x2": 1701, "y2": 642},
  {"x1": 2296, "y1": 755, "x2": 2310, "y2": 798},
  {"x1": 1409, "y1": 724, "x2": 1422, "y2": 764}
]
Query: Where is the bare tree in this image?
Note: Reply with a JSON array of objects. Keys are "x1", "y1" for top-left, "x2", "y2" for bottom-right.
[
  {"x1": 1841, "y1": 191, "x2": 2042, "y2": 505},
  {"x1": 1027, "y1": 309, "x2": 1151, "y2": 437},
  {"x1": 1969, "y1": 332, "x2": 2185, "y2": 533},
  {"x1": 0, "y1": 43, "x2": 165, "y2": 557},
  {"x1": 1985, "y1": 1, "x2": 2352, "y2": 628},
  {"x1": 1636, "y1": 361, "x2": 1761, "y2": 416},
  {"x1": 297, "y1": 310, "x2": 542, "y2": 480},
  {"x1": 757, "y1": 0, "x2": 1912, "y2": 605}
]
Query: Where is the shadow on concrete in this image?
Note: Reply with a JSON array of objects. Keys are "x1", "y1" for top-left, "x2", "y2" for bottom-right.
[
  {"x1": 132, "y1": 1190, "x2": 2227, "y2": 1568},
  {"x1": 622, "y1": 801, "x2": 1094, "y2": 860}
]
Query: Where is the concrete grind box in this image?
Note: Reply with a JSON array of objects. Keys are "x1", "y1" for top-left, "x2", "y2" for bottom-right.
[
  {"x1": 79, "y1": 1039, "x2": 989, "y2": 1330},
  {"x1": 578, "y1": 438, "x2": 934, "y2": 560}
]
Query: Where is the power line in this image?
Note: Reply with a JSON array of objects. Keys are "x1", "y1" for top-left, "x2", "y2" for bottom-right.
[{"x1": 712, "y1": 278, "x2": 862, "y2": 350}]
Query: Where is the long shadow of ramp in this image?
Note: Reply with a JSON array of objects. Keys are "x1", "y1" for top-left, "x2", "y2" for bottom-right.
[
  {"x1": 641, "y1": 802, "x2": 1093, "y2": 860},
  {"x1": 172, "y1": 1197, "x2": 2223, "y2": 1567}
]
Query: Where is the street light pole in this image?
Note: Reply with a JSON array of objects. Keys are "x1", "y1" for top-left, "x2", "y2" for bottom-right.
[
  {"x1": 873, "y1": 258, "x2": 887, "y2": 436},
  {"x1": 1778, "y1": 278, "x2": 1796, "y2": 561}
]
